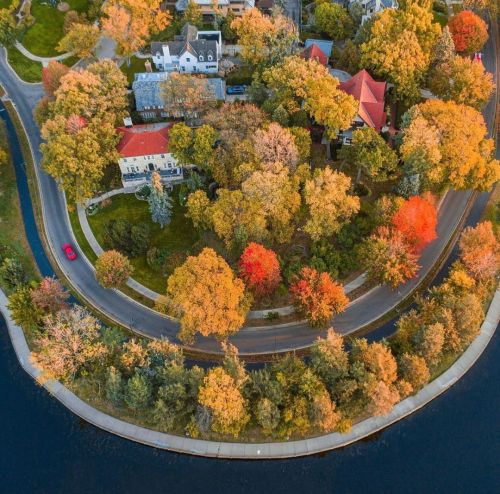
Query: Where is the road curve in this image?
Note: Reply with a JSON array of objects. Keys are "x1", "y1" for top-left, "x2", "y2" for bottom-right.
[{"x1": 0, "y1": 23, "x2": 497, "y2": 355}]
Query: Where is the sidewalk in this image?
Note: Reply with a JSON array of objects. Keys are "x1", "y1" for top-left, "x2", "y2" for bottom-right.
[
  {"x1": 14, "y1": 42, "x2": 73, "y2": 67},
  {"x1": 2, "y1": 286, "x2": 497, "y2": 458}
]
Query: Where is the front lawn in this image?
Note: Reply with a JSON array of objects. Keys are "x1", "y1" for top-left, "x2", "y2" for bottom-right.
[
  {"x1": 120, "y1": 56, "x2": 154, "y2": 86},
  {"x1": 6, "y1": 46, "x2": 42, "y2": 82},
  {"x1": 21, "y1": 0, "x2": 89, "y2": 57},
  {"x1": 87, "y1": 190, "x2": 199, "y2": 294}
]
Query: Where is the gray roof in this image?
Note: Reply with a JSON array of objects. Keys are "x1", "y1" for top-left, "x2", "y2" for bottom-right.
[
  {"x1": 304, "y1": 39, "x2": 333, "y2": 58},
  {"x1": 151, "y1": 23, "x2": 218, "y2": 60},
  {"x1": 132, "y1": 72, "x2": 225, "y2": 111}
]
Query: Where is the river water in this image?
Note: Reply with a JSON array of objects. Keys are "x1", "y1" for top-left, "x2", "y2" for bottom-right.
[{"x1": 1, "y1": 316, "x2": 498, "y2": 494}]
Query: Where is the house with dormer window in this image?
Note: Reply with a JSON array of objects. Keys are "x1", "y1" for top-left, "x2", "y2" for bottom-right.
[{"x1": 151, "y1": 23, "x2": 221, "y2": 74}]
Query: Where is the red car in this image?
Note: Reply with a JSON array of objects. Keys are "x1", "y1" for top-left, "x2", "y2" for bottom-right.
[{"x1": 62, "y1": 243, "x2": 77, "y2": 261}]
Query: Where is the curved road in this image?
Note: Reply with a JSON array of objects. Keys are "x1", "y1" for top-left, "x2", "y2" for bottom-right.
[{"x1": 0, "y1": 27, "x2": 497, "y2": 355}]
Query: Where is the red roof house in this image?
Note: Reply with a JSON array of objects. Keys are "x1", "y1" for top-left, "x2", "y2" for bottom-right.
[
  {"x1": 116, "y1": 122, "x2": 173, "y2": 158},
  {"x1": 339, "y1": 69, "x2": 387, "y2": 132},
  {"x1": 300, "y1": 43, "x2": 328, "y2": 66}
]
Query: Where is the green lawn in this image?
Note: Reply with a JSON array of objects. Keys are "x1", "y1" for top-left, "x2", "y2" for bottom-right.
[
  {"x1": 120, "y1": 57, "x2": 154, "y2": 86},
  {"x1": 6, "y1": 45, "x2": 42, "y2": 82},
  {"x1": 87, "y1": 191, "x2": 199, "y2": 294},
  {"x1": 21, "y1": 0, "x2": 89, "y2": 57},
  {"x1": 0, "y1": 0, "x2": 13, "y2": 8},
  {"x1": 0, "y1": 119, "x2": 37, "y2": 287}
]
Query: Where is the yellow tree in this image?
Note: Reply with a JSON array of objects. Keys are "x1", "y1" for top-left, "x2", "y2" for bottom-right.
[
  {"x1": 303, "y1": 167, "x2": 360, "y2": 241},
  {"x1": 95, "y1": 250, "x2": 133, "y2": 288},
  {"x1": 41, "y1": 116, "x2": 119, "y2": 204},
  {"x1": 231, "y1": 8, "x2": 298, "y2": 67},
  {"x1": 253, "y1": 123, "x2": 300, "y2": 172},
  {"x1": 242, "y1": 163, "x2": 301, "y2": 244},
  {"x1": 209, "y1": 189, "x2": 268, "y2": 248},
  {"x1": 401, "y1": 100, "x2": 500, "y2": 190},
  {"x1": 166, "y1": 248, "x2": 251, "y2": 343},
  {"x1": 57, "y1": 23, "x2": 100, "y2": 58},
  {"x1": 360, "y1": 4, "x2": 440, "y2": 101},
  {"x1": 429, "y1": 55, "x2": 495, "y2": 109},
  {"x1": 102, "y1": 0, "x2": 170, "y2": 60},
  {"x1": 198, "y1": 367, "x2": 249, "y2": 437}
]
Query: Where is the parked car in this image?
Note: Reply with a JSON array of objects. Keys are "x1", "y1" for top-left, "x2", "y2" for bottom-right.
[
  {"x1": 62, "y1": 243, "x2": 77, "y2": 261},
  {"x1": 226, "y1": 85, "x2": 246, "y2": 95}
]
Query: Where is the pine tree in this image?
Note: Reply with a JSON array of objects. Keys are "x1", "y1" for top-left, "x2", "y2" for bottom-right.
[
  {"x1": 124, "y1": 373, "x2": 152, "y2": 411},
  {"x1": 105, "y1": 366, "x2": 124, "y2": 407},
  {"x1": 148, "y1": 172, "x2": 173, "y2": 228},
  {"x1": 430, "y1": 26, "x2": 455, "y2": 67}
]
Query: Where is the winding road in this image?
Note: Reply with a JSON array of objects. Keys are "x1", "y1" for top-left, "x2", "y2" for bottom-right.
[{"x1": 0, "y1": 23, "x2": 497, "y2": 355}]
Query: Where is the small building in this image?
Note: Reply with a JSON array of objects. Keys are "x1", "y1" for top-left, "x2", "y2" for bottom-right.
[
  {"x1": 300, "y1": 43, "x2": 328, "y2": 66},
  {"x1": 132, "y1": 72, "x2": 226, "y2": 120},
  {"x1": 338, "y1": 69, "x2": 387, "y2": 145},
  {"x1": 151, "y1": 23, "x2": 222, "y2": 74},
  {"x1": 304, "y1": 39, "x2": 333, "y2": 59},
  {"x1": 116, "y1": 122, "x2": 183, "y2": 187}
]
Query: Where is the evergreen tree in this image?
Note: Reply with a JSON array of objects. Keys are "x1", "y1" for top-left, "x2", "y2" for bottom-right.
[
  {"x1": 124, "y1": 372, "x2": 152, "y2": 411},
  {"x1": 105, "y1": 366, "x2": 124, "y2": 407},
  {"x1": 430, "y1": 26, "x2": 456, "y2": 67},
  {"x1": 148, "y1": 172, "x2": 173, "y2": 228}
]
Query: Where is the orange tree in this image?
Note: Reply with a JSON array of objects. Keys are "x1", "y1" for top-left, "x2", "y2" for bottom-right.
[
  {"x1": 290, "y1": 267, "x2": 348, "y2": 327},
  {"x1": 238, "y1": 242, "x2": 281, "y2": 298},
  {"x1": 95, "y1": 250, "x2": 133, "y2": 289},
  {"x1": 448, "y1": 10, "x2": 488, "y2": 54}
]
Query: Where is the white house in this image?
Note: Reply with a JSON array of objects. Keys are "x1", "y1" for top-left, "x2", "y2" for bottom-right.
[
  {"x1": 348, "y1": 0, "x2": 398, "y2": 23},
  {"x1": 151, "y1": 23, "x2": 221, "y2": 74},
  {"x1": 116, "y1": 122, "x2": 183, "y2": 187}
]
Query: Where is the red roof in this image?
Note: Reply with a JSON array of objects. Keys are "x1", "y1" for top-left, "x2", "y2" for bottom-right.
[
  {"x1": 116, "y1": 123, "x2": 173, "y2": 158},
  {"x1": 300, "y1": 43, "x2": 328, "y2": 66},
  {"x1": 339, "y1": 69, "x2": 387, "y2": 131}
]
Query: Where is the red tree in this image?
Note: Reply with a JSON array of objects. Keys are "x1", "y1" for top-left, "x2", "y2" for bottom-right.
[
  {"x1": 238, "y1": 242, "x2": 281, "y2": 297},
  {"x1": 448, "y1": 11, "x2": 488, "y2": 54},
  {"x1": 290, "y1": 267, "x2": 348, "y2": 327},
  {"x1": 30, "y1": 277, "x2": 69, "y2": 314},
  {"x1": 392, "y1": 195, "x2": 437, "y2": 253},
  {"x1": 41, "y1": 61, "x2": 70, "y2": 97}
]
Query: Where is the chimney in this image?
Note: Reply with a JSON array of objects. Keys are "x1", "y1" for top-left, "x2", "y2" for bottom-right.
[{"x1": 144, "y1": 60, "x2": 152, "y2": 73}]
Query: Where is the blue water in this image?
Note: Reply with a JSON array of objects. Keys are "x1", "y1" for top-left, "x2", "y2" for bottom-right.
[
  {"x1": 1, "y1": 317, "x2": 498, "y2": 494},
  {"x1": 1, "y1": 80, "x2": 499, "y2": 494}
]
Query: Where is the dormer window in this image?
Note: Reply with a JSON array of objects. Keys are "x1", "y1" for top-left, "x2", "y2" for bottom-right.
[
  {"x1": 199, "y1": 55, "x2": 204, "y2": 61},
  {"x1": 207, "y1": 54, "x2": 213, "y2": 61}
]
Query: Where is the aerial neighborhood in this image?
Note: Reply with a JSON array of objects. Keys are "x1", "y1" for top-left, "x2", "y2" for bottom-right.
[{"x1": 0, "y1": 0, "x2": 498, "y2": 454}]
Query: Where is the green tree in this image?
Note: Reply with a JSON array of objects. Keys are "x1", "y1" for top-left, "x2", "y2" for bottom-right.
[
  {"x1": 7, "y1": 286, "x2": 42, "y2": 332},
  {"x1": 339, "y1": 127, "x2": 397, "y2": 183},
  {"x1": 148, "y1": 172, "x2": 173, "y2": 228},
  {"x1": 0, "y1": 8, "x2": 21, "y2": 46},
  {"x1": 125, "y1": 372, "x2": 152, "y2": 411},
  {"x1": 0, "y1": 257, "x2": 26, "y2": 289},
  {"x1": 315, "y1": 3, "x2": 354, "y2": 40},
  {"x1": 182, "y1": 0, "x2": 203, "y2": 27},
  {"x1": 105, "y1": 366, "x2": 124, "y2": 407}
]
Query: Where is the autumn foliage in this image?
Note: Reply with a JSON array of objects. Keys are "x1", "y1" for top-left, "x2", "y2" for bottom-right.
[
  {"x1": 167, "y1": 248, "x2": 250, "y2": 343},
  {"x1": 95, "y1": 250, "x2": 133, "y2": 288},
  {"x1": 290, "y1": 267, "x2": 348, "y2": 326},
  {"x1": 459, "y1": 221, "x2": 500, "y2": 281},
  {"x1": 448, "y1": 10, "x2": 488, "y2": 53},
  {"x1": 392, "y1": 195, "x2": 438, "y2": 253},
  {"x1": 238, "y1": 243, "x2": 281, "y2": 298}
]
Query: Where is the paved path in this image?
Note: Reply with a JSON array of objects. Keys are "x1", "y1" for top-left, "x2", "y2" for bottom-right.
[
  {"x1": 14, "y1": 42, "x2": 73, "y2": 67},
  {"x1": 0, "y1": 18, "x2": 497, "y2": 355},
  {"x1": 2, "y1": 286, "x2": 497, "y2": 458}
]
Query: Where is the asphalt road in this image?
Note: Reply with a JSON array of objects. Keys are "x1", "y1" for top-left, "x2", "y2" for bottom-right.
[{"x1": 0, "y1": 24, "x2": 496, "y2": 355}]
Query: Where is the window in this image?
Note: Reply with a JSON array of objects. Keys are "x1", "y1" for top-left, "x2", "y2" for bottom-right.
[
  {"x1": 199, "y1": 55, "x2": 204, "y2": 61},
  {"x1": 186, "y1": 57, "x2": 190, "y2": 62},
  {"x1": 207, "y1": 55, "x2": 212, "y2": 61}
]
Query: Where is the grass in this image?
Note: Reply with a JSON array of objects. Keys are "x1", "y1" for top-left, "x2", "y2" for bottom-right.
[
  {"x1": 0, "y1": 116, "x2": 38, "y2": 286},
  {"x1": 62, "y1": 55, "x2": 79, "y2": 68},
  {"x1": 5, "y1": 46, "x2": 42, "y2": 82},
  {"x1": 87, "y1": 191, "x2": 199, "y2": 294},
  {"x1": 0, "y1": 0, "x2": 12, "y2": 7},
  {"x1": 120, "y1": 57, "x2": 153, "y2": 86},
  {"x1": 21, "y1": 0, "x2": 89, "y2": 57}
]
